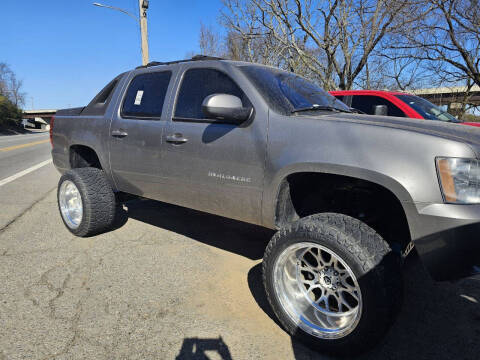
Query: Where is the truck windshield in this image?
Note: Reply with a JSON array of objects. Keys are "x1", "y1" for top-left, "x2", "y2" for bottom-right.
[
  {"x1": 395, "y1": 94, "x2": 460, "y2": 123},
  {"x1": 239, "y1": 65, "x2": 350, "y2": 115}
]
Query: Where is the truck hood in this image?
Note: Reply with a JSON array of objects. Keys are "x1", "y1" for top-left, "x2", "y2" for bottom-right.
[{"x1": 320, "y1": 113, "x2": 480, "y2": 149}]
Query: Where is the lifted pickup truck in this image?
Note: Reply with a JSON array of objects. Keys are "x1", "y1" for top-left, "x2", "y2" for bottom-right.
[{"x1": 51, "y1": 56, "x2": 480, "y2": 355}]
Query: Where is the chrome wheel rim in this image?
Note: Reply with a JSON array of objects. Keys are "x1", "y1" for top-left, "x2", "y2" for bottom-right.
[
  {"x1": 273, "y1": 242, "x2": 362, "y2": 339},
  {"x1": 59, "y1": 180, "x2": 83, "y2": 229}
]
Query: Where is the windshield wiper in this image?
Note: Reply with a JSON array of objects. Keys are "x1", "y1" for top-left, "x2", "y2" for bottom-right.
[
  {"x1": 348, "y1": 107, "x2": 364, "y2": 114},
  {"x1": 291, "y1": 105, "x2": 353, "y2": 114}
]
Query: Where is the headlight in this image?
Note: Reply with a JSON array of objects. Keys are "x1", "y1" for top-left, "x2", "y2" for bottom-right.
[{"x1": 436, "y1": 157, "x2": 480, "y2": 204}]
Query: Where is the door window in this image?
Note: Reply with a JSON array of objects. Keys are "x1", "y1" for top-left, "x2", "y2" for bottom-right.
[
  {"x1": 122, "y1": 71, "x2": 172, "y2": 118},
  {"x1": 174, "y1": 68, "x2": 250, "y2": 120},
  {"x1": 351, "y1": 95, "x2": 405, "y2": 117}
]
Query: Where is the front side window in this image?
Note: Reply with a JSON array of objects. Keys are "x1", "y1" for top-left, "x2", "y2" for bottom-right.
[
  {"x1": 240, "y1": 65, "x2": 349, "y2": 115},
  {"x1": 395, "y1": 94, "x2": 459, "y2": 122},
  {"x1": 351, "y1": 95, "x2": 405, "y2": 117},
  {"x1": 122, "y1": 71, "x2": 172, "y2": 118},
  {"x1": 174, "y1": 68, "x2": 250, "y2": 120}
]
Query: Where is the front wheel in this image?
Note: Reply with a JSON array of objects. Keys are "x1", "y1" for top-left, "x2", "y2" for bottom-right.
[
  {"x1": 262, "y1": 213, "x2": 402, "y2": 355},
  {"x1": 57, "y1": 167, "x2": 116, "y2": 237}
]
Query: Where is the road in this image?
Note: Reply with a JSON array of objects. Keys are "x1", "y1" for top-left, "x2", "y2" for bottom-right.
[
  {"x1": 0, "y1": 133, "x2": 479, "y2": 359},
  {"x1": 0, "y1": 131, "x2": 58, "y2": 230},
  {"x1": 0, "y1": 132, "x2": 50, "y2": 179}
]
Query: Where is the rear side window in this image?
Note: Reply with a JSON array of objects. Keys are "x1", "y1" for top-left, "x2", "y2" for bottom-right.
[
  {"x1": 82, "y1": 74, "x2": 123, "y2": 116},
  {"x1": 174, "y1": 68, "x2": 249, "y2": 120},
  {"x1": 351, "y1": 95, "x2": 405, "y2": 117},
  {"x1": 122, "y1": 71, "x2": 172, "y2": 118}
]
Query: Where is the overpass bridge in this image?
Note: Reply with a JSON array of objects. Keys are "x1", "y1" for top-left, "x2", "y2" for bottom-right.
[
  {"x1": 23, "y1": 109, "x2": 56, "y2": 123},
  {"x1": 412, "y1": 85, "x2": 480, "y2": 114},
  {"x1": 22, "y1": 109, "x2": 56, "y2": 129}
]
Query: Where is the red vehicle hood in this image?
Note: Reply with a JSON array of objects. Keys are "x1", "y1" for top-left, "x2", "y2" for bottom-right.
[{"x1": 462, "y1": 122, "x2": 480, "y2": 127}]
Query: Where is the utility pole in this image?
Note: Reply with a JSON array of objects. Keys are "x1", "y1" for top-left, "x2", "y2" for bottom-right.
[
  {"x1": 93, "y1": 1, "x2": 150, "y2": 66},
  {"x1": 139, "y1": 0, "x2": 149, "y2": 65}
]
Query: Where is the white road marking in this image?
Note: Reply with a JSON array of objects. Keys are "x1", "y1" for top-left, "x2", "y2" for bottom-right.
[{"x1": 0, "y1": 159, "x2": 53, "y2": 187}]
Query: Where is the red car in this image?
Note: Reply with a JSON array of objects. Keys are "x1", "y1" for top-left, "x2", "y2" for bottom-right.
[{"x1": 329, "y1": 90, "x2": 480, "y2": 127}]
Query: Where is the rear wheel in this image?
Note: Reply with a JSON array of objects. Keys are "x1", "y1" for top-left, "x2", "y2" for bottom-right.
[
  {"x1": 57, "y1": 167, "x2": 116, "y2": 237},
  {"x1": 263, "y1": 213, "x2": 402, "y2": 355}
]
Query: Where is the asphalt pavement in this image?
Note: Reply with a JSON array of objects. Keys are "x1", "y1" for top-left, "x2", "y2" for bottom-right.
[
  {"x1": 0, "y1": 131, "x2": 51, "y2": 178},
  {"x1": 0, "y1": 131, "x2": 57, "y2": 230},
  {"x1": 0, "y1": 132, "x2": 479, "y2": 359}
]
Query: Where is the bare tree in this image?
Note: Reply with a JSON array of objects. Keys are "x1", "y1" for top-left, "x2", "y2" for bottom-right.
[
  {"x1": 384, "y1": 0, "x2": 480, "y2": 117},
  {"x1": 0, "y1": 63, "x2": 10, "y2": 95},
  {"x1": 0, "y1": 63, "x2": 26, "y2": 108},
  {"x1": 220, "y1": 0, "x2": 292, "y2": 68},
  {"x1": 220, "y1": 0, "x2": 426, "y2": 90},
  {"x1": 357, "y1": 43, "x2": 431, "y2": 91},
  {"x1": 199, "y1": 23, "x2": 224, "y2": 57},
  {"x1": 397, "y1": 0, "x2": 480, "y2": 87}
]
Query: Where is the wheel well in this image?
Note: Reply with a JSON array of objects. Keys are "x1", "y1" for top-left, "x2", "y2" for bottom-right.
[
  {"x1": 275, "y1": 172, "x2": 411, "y2": 253},
  {"x1": 70, "y1": 145, "x2": 102, "y2": 169}
]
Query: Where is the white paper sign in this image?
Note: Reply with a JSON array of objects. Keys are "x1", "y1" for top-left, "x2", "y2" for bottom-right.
[{"x1": 134, "y1": 90, "x2": 144, "y2": 105}]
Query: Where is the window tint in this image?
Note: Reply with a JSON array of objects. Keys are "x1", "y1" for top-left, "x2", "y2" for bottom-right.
[
  {"x1": 175, "y1": 68, "x2": 249, "y2": 120},
  {"x1": 351, "y1": 95, "x2": 405, "y2": 117},
  {"x1": 96, "y1": 79, "x2": 118, "y2": 103},
  {"x1": 82, "y1": 73, "x2": 124, "y2": 116},
  {"x1": 240, "y1": 65, "x2": 348, "y2": 115},
  {"x1": 395, "y1": 94, "x2": 459, "y2": 122},
  {"x1": 122, "y1": 71, "x2": 172, "y2": 118}
]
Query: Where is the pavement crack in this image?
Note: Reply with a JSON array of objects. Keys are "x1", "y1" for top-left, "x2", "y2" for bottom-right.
[
  {"x1": 2, "y1": 247, "x2": 67, "y2": 257},
  {"x1": 0, "y1": 187, "x2": 56, "y2": 234}
]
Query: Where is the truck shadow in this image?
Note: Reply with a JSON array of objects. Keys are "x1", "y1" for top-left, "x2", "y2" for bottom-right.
[
  {"x1": 123, "y1": 198, "x2": 480, "y2": 360},
  {"x1": 124, "y1": 198, "x2": 273, "y2": 260},
  {"x1": 175, "y1": 336, "x2": 233, "y2": 360}
]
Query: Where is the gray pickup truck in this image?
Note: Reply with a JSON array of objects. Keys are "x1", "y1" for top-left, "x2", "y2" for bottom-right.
[{"x1": 51, "y1": 55, "x2": 480, "y2": 355}]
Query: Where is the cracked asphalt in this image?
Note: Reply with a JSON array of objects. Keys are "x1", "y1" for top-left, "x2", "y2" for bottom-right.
[{"x1": 0, "y1": 140, "x2": 479, "y2": 359}]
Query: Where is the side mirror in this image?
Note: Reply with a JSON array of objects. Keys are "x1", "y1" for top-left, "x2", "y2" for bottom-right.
[
  {"x1": 373, "y1": 104, "x2": 388, "y2": 116},
  {"x1": 201, "y1": 94, "x2": 252, "y2": 124}
]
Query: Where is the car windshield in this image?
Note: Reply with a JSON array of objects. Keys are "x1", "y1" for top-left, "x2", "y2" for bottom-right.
[
  {"x1": 395, "y1": 94, "x2": 460, "y2": 123},
  {"x1": 239, "y1": 65, "x2": 350, "y2": 115}
]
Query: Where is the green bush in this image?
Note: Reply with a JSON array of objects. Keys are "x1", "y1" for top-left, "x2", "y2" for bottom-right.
[{"x1": 0, "y1": 95, "x2": 22, "y2": 128}]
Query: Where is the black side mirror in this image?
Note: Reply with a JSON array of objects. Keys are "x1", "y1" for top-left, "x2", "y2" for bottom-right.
[
  {"x1": 201, "y1": 94, "x2": 252, "y2": 124},
  {"x1": 373, "y1": 105, "x2": 388, "y2": 116}
]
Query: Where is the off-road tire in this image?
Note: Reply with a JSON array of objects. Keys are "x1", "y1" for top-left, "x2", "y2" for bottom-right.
[
  {"x1": 57, "y1": 167, "x2": 116, "y2": 237},
  {"x1": 263, "y1": 213, "x2": 402, "y2": 356}
]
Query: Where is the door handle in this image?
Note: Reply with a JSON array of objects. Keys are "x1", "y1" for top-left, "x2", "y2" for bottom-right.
[
  {"x1": 111, "y1": 129, "x2": 128, "y2": 138},
  {"x1": 166, "y1": 133, "x2": 188, "y2": 144}
]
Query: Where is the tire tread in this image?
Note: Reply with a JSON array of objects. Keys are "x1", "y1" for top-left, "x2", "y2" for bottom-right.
[
  {"x1": 262, "y1": 213, "x2": 402, "y2": 355},
  {"x1": 58, "y1": 167, "x2": 116, "y2": 237}
]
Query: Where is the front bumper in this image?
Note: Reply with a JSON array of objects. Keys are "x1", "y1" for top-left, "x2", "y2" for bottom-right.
[{"x1": 411, "y1": 203, "x2": 480, "y2": 281}]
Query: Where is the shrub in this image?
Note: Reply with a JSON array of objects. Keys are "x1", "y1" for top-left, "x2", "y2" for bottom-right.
[{"x1": 0, "y1": 95, "x2": 22, "y2": 128}]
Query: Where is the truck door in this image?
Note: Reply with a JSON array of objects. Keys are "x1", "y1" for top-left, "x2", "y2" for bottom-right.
[
  {"x1": 158, "y1": 64, "x2": 268, "y2": 225},
  {"x1": 109, "y1": 70, "x2": 174, "y2": 199}
]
